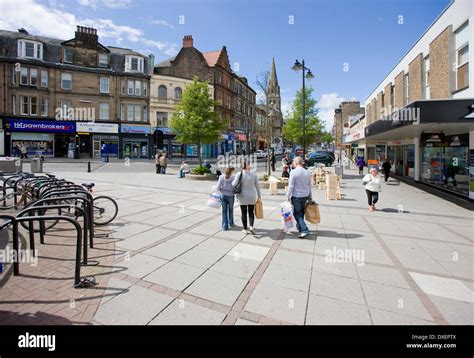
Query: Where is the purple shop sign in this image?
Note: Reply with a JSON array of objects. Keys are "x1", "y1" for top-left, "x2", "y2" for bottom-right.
[{"x1": 8, "y1": 119, "x2": 76, "y2": 133}]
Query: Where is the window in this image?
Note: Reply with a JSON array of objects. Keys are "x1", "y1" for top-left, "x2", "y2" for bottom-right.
[
  {"x1": 134, "y1": 105, "x2": 141, "y2": 121},
  {"x1": 381, "y1": 93, "x2": 385, "y2": 110},
  {"x1": 127, "y1": 104, "x2": 134, "y2": 121},
  {"x1": 64, "y1": 48, "x2": 74, "y2": 63},
  {"x1": 99, "y1": 53, "x2": 108, "y2": 68},
  {"x1": 156, "y1": 112, "x2": 168, "y2": 127},
  {"x1": 20, "y1": 67, "x2": 28, "y2": 85},
  {"x1": 40, "y1": 98, "x2": 48, "y2": 117},
  {"x1": 174, "y1": 87, "x2": 182, "y2": 100},
  {"x1": 135, "y1": 80, "x2": 141, "y2": 96},
  {"x1": 30, "y1": 68, "x2": 38, "y2": 86},
  {"x1": 30, "y1": 97, "x2": 38, "y2": 115},
  {"x1": 18, "y1": 40, "x2": 43, "y2": 60},
  {"x1": 423, "y1": 55, "x2": 430, "y2": 99},
  {"x1": 143, "y1": 83, "x2": 148, "y2": 97},
  {"x1": 125, "y1": 55, "x2": 144, "y2": 72},
  {"x1": 99, "y1": 102, "x2": 109, "y2": 120},
  {"x1": 390, "y1": 84, "x2": 394, "y2": 109},
  {"x1": 12, "y1": 95, "x2": 16, "y2": 115},
  {"x1": 41, "y1": 70, "x2": 48, "y2": 87},
  {"x1": 61, "y1": 73, "x2": 72, "y2": 90},
  {"x1": 158, "y1": 85, "x2": 167, "y2": 99},
  {"x1": 60, "y1": 99, "x2": 73, "y2": 120},
  {"x1": 121, "y1": 80, "x2": 126, "y2": 95},
  {"x1": 404, "y1": 73, "x2": 409, "y2": 105},
  {"x1": 127, "y1": 80, "x2": 134, "y2": 95},
  {"x1": 20, "y1": 96, "x2": 28, "y2": 115},
  {"x1": 143, "y1": 106, "x2": 148, "y2": 122},
  {"x1": 100, "y1": 77, "x2": 110, "y2": 93},
  {"x1": 456, "y1": 44, "x2": 469, "y2": 91},
  {"x1": 12, "y1": 67, "x2": 17, "y2": 85},
  {"x1": 120, "y1": 103, "x2": 125, "y2": 121}
]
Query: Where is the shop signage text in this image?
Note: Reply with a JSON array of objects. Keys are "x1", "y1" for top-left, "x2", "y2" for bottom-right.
[
  {"x1": 76, "y1": 122, "x2": 118, "y2": 134},
  {"x1": 121, "y1": 125, "x2": 151, "y2": 134},
  {"x1": 8, "y1": 119, "x2": 76, "y2": 133}
]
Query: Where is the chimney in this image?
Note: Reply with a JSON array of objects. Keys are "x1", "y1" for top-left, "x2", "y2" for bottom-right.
[
  {"x1": 182, "y1": 35, "x2": 193, "y2": 48},
  {"x1": 75, "y1": 25, "x2": 98, "y2": 48}
]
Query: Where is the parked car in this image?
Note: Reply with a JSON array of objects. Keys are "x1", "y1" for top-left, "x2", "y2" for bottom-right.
[
  {"x1": 307, "y1": 152, "x2": 334, "y2": 167},
  {"x1": 256, "y1": 150, "x2": 267, "y2": 158}
]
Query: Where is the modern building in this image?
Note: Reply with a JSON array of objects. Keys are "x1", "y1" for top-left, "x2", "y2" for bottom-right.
[
  {"x1": 357, "y1": 0, "x2": 474, "y2": 199},
  {"x1": 154, "y1": 35, "x2": 256, "y2": 157},
  {"x1": 149, "y1": 73, "x2": 214, "y2": 158},
  {"x1": 0, "y1": 26, "x2": 151, "y2": 159}
]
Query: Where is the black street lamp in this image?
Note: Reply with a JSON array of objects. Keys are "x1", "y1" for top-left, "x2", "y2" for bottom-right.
[{"x1": 291, "y1": 59, "x2": 314, "y2": 159}]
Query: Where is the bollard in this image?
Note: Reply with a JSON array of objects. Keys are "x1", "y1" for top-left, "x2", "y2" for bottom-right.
[{"x1": 87, "y1": 161, "x2": 91, "y2": 173}]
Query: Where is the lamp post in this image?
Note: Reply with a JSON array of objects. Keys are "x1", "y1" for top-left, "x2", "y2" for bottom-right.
[{"x1": 291, "y1": 59, "x2": 314, "y2": 160}]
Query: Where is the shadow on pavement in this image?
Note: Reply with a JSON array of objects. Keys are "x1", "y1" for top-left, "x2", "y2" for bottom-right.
[
  {"x1": 315, "y1": 231, "x2": 363, "y2": 239},
  {"x1": 0, "y1": 310, "x2": 73, "y2": 325},
  {"x1": 380, "y1": 208, "x2": 411, "y2": 213}
]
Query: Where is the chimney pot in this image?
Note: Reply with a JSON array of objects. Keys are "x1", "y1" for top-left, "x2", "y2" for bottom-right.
[{"x1": 183, "y1": 35, "x2": 193, "y2": 48}]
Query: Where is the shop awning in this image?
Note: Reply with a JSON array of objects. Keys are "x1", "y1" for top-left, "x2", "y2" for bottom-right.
[{"x1": 364, "y1": 99, "x2": 474, "y2": 140}]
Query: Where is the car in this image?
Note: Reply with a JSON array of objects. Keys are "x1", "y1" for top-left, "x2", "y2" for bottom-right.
[
  {"x1": 307, "y1": 153, "x2": 334, "y2": 167},
  {"x1": 256, "y1": 150, "x2": 267, "y2": 158}
]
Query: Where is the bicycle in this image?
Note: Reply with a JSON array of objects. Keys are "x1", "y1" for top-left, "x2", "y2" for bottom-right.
[{"x1": 81, "y1": 182, "x2": 119, "y2": 225}]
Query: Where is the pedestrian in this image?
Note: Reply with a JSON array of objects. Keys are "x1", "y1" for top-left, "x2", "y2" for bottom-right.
[
  {"x1": 217, "y1": 167, "x2": 235, "y2": 231},
  {"x1": 356, "y1": 157, "x2": 365, "y2": 175},
  {"x1": 282, "y1": 154, "x2": 291, "y2": 173},
  {"x1": 232, "y1": 162, "x2": 261, "y2": 235},
  {"x1": 179, "y1": 160, "x2": 189, "y2": 178},
  {"x1": 155, "y1": 153, "x2": 162, "y2": 174},
  {"x1": 271, "y1": 151, "x2": 276, "y2": 172},
  {"x1": 281, "y1": 165, "x2": 289, "y2": 178},
  {"x1": 20, "y1": 143, "x2": 28, "y2": 159},
  {"x1": 363, "y1": 167, "x2": 381, "y2": 212},
  {"x1": 159, "y1": 153, "x2": 167, "y2": 174},
  {"x1": 286, "y1": 156, "x2": 312, "y2": 238},
  {"x1": 382, "y1": 158, "x2": 392, "y2": 182}
]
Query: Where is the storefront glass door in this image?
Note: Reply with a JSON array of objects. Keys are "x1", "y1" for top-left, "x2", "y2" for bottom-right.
[{"x1": 123, "y1": 141, "x2": 147, "y2": 159}]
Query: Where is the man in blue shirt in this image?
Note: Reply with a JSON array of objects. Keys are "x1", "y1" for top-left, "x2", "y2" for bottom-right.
[{"x1": 287, "y1": 156, "x2": 312, "y2": 238}]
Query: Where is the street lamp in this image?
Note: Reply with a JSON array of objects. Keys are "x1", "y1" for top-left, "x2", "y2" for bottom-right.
[{"x1": 291, "y1": 59, "x2": 314, "y2": 159}]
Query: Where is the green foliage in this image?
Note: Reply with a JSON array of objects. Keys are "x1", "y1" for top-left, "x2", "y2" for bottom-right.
[
  {"x1": 259, "y1": 174, "x2": 269, "y2": 181},
  {"x1": 171, "y1": 78, "x2": 224, "y2": 166},
  {"x1": 191, "y1": 166, "x2": 211, "y2": 175},
  {"x1": 282, "y1": 87, "x2": 324, "y2": 148},
  {"x1": 318, "y1": 132, "x2": 334, "y2": 144}
]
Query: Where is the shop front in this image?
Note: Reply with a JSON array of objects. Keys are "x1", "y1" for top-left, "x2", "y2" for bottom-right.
[
  {"x1": 234, "y1": 132, "x2": 247, "y2": 155},
  {"x1": 76, "y1": 122, "x2": 119, "y2": 159},
  {"x1": 6, "y1": 118, "x2": 76, "y2": 157},
  {"x1": 154, "y1": 127, "x2": 181, "y2": 158},
  {"x1": 386, "y1": 139, "x2": 415, "y2": 178},
  {"x1": 121, "y1": 125, "x2": 152, "y2": 159},
  {"x1": 220, "y1": 132, "x2": 234, "y2": 155}
]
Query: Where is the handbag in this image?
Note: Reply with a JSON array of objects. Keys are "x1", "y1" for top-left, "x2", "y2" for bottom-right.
[
  {"x1": 255, "y1": 198, "x2": 264, "y2": 219},
  {"x1": 233, "y1": 171, "x2": 243, "y2": 194},
  {"x1": 305, "y1": 200, "x2": 320, "y2": 224}
]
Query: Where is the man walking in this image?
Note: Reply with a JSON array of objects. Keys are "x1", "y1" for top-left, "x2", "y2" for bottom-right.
[
  {"x1": 287, "y1": 156, "x2": 312, "y2": 238},
  {"x1": 382, "y1": 158, "x2": 392, "y2": 182}
]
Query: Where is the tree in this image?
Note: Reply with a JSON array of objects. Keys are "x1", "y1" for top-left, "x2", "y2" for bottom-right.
[
  {"x1": 282, "y1": 87, "x2": 323, "y2": 150},
  {"x1": 171, "y1": 78, "x2": 223, "y2": 167}
]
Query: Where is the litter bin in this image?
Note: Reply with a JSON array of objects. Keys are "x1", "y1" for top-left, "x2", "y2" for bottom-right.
[
  {"x1": 31, "y1": 158, "x2": 43, "y2": 173},
  {"x1": 334, "y1": 164, "x2": 343, "y2": 177}
]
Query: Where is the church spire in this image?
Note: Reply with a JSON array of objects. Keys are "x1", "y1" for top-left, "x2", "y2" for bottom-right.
[{"x1": 269, "y1": 57, "x2": 278, "y2": 86}]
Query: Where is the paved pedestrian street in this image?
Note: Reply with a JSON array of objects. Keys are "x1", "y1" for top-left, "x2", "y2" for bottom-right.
[{"x1": 1, "y1": 162, "x2": 473, "y2": 325}]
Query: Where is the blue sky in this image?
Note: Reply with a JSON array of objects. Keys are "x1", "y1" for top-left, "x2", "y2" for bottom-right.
[{"x1": 0, "y1": 0, "x2": 451, "y2": 129}]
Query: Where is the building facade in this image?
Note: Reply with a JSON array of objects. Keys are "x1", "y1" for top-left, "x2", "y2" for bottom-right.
[
  {"x1": 154, "y1": 35, "x2": 256, "y2": 157},
  {"x1": 360, "y1": 0, "x2": 473, "y2": 199},
  {"x1": 267, "y1": 58, "x2": 283, "y2": 149},
  {"x1": 0, "y1": 26, "x2": 151, "y2": 159},
  {"x1": 334, "y1": 101, "x2": 364, "y2": 159}
]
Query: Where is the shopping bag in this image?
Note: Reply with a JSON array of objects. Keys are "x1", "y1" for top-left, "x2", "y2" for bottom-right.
[
  {"x1": 255, "y1": 198, "x2": 264, "y2": 219},
  {"x1": 207, "y1": 188, "x2": 222, "y2": 208},
  {"x1": 279, "y1": 201, "x2": 294, "y2": 230},
  {"x1": 305, "y1": 200, "x2": 320, "y2": 224}
]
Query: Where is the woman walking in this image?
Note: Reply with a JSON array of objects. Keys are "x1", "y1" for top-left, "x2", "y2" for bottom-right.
[
  {"x1": 155, "y1": 153, "x2": 162, "y2": 174},
  {"x1": 159, "y1": 153, "x2": 168, "y2": 174},
  {"x1": 356, "y1": 157, "x2": 365, "y2": 175},
  {"x1": 363, "y1": 167, "x2": 381, "y2": 212},
  {"x1": 217, "y1": 167, "x2": 235, "y2": 231},
  {"x1": 232, "y1": 162, "x2": 261, "y2": 235}
]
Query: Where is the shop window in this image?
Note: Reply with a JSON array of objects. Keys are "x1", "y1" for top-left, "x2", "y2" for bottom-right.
[
  {"x1": 100, "y1": 77, "x2": 110, "y2": 93},
  {"x1": 158, "y1": 85, "x2": 167, "y2": 99},
  {"x1": 61, "y1": 73, "x2": 72, "y2": 90},
  {"x1": 20, "y1": 67, "x2": 28, "y2": 85},
  {"x1": 456, "y1": 44, "x2": 469, "y2": 91},
  {"x1": 41, "y1": 70, "x2": 48, "y2": 87},
  {"x1": 99, "y1": 102, "x2": 109, "y2": 120},
  {"x1": 40, "y1": 98, "x2": 48, "y2": 117}
]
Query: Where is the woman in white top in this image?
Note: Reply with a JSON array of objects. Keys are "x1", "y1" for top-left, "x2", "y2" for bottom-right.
[{"x1": 362, "y1": 167, "x2": 381, "y2": 211}]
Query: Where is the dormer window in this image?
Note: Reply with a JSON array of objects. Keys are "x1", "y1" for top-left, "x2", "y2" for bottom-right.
[
  {"x1": 125, "y1": 55, "x2": 144, "y2": 73},
  {"x1": 18, "y1": 40, "x2": 43, "y2": 60},
  {"x1": 99, "y1": 53, "x2": 109, "y2": 68},
  {"x1": 64, "y1": 48, "x2": 74, "y2": 63}
]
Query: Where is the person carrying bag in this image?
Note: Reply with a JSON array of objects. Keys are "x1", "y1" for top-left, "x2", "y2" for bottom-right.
[{"x1": 305, "y1": 200, "x2": 320, "y2": 224}]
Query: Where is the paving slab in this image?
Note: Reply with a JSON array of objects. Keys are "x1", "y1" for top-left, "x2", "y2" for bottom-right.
[
  {"x1": 306, "y1": 294, "x2": 371, "y2": 325},
  {"x1": 149, "y1": 299, "x2": 226, "y2": 325},
  {"x1": 144, "y1": 261, "x2": 205, "y2": 291}
]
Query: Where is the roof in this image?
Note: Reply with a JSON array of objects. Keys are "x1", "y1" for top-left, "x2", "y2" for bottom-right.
[
  {"x1": 202, "y1": 50, "x2": 221, "y2": 67},
  {"x1": 155, "y1": 56, "x2": 176, "y2": 67},
  {"x1": 0, "y1": 29, "x2": 63, "y2": 46},
  {"x1": 108, "y1": 46, "x2": 146, "y2": 57}
]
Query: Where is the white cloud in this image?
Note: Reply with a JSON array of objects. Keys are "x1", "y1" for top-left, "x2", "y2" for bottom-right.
[
  {"x1": 78, "y1": 0, "x2": 131, "y2": 9},
  {"x1": 318, "y1": 93, "x2": 346, "y2": 132},
  {"x1": 149, "y1": 19, "x2": 174, "y2": 30},
  {"x1": 0, "y1": 0, "x2": 178, "y2": 56}
]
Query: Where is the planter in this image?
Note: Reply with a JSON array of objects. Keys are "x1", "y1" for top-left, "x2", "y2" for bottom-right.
[
  {"x1": 259, "y1": 181, "x2": 286, "y2": 189},
  {"x1": 186, "y1": 173, "x2": 217, "y2": 181}
]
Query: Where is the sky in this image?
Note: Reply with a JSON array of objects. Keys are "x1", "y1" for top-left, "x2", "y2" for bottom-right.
[{"x1": 0, "y1": 0, "x2": 451, "y2": 130}]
